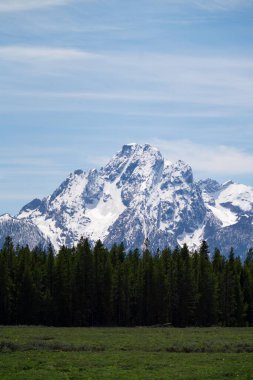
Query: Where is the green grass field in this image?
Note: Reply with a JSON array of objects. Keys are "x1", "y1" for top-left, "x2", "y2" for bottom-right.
[{"x1": 0, "y1": 326, "x2": 253, "y2": 379}]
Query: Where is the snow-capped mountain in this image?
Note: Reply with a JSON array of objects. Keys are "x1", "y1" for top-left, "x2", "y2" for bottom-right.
[{"x1": 1, "y1": 143, "x2": 253, "y2": 258}]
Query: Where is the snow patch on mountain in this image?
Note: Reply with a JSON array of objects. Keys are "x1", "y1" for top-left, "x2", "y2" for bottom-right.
[
  {"x1": 218, "y1": 183, "x2": 253, "y2": 212},
  {"x1": 84, "y1": 180, "x2": 126, "y2": 242},
  {"x1": 177, "y1": 225, "x2": 205, "y2": 251},
  {"x1": 199, "y1": 179, "x2": 253, "y2": 229},
  {"x1": 207, "y1": 204, "x2": 237, "y2": 227}
]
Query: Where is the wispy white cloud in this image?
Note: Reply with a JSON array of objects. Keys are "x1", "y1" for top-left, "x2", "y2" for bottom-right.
[
  {"x1": 0, "y1": 157, "x2": 55, "y2": 167},
  {"x1": 11, "y1": 90, "x2": 176, "y2": 102},
  {"x1": 0, "y1": 0, "x2": 71, "y2": 12},
  {"x1": 0, "y1": 193, "x2": 42, "y2": 201},
  {"x1": 190, "y1": 0, "x2": 252, "y2": 11},
  {"x1": 0, "y1": 46, "x2": 100, "y2": 61},
  {"x1": 49, "y1": 25, "x2": 123, "y2": 33},
  {"x1": 0, "y1": 0, "x2": 250, "y2": 14},
  {"x1": 152, "y1": 139, "x2": 253, "y2": 177},
  {"x1": 86, "y1": 155, "x2": 111, "y2": 167},
  {"x1": 0, "y1": 169, "x2": 67, "y2": 177},
  {"x1": 0, "y1": 146, "x2": 71, "y2": 177},
  {"x1": 166, "y1": 0, "x2": 252, "y2": 11},
  {"x1": 1, "y1": 47, "x2": 253, "y2": 112}
]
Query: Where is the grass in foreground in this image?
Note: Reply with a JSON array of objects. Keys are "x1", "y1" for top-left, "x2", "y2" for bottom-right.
[{"x1": 0, "y1": 326, "x2": 253, "y2": 379}]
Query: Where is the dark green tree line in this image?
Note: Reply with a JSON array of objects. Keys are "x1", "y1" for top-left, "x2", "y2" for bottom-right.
[{"x1": 0, "y1": 237, "x2": 252, "y2": 327}]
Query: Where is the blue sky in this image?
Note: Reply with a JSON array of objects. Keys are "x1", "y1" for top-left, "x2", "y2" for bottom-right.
[{"x1": 1, "y1": 0, "x2": 253, "y2": 215}]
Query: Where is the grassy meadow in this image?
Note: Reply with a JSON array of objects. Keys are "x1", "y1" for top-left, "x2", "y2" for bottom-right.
[{"x1": 0, "y1": 326, "x2": 253, "y2": 379}]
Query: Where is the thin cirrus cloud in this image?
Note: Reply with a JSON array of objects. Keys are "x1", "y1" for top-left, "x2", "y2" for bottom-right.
[
  {"x1": 171, "y1": 0, "x2": 252, "y2": 11},
  {"x1": 196, "y1": 0, "x2": 252, "y2": 10},
  {"x1": 153, "y1": 139, "x2": 253, "y2": 177},
  {"x1": 86, "y1": 155, "x2": 111, "y2": 167},
  {"x1": 1, "y1": 45, "x2": 253, "y2": 79},
  {"x1": 0, "y1": 0, "x2": 71, "y2": 12},
  {"x1": 0, "y1": 193, "x2": 41, "y2": 201},
  {"x1": 0, "y1": 0, "x2": 251, "y2": 13},
  {"x1": 1, "y1": 46, "x2": 253, "y2": 112},
  {"x1": 0, "y1": 46, "x2": 100, "y2": 61}
]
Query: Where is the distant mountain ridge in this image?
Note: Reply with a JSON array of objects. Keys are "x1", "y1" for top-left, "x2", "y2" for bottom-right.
[
  {"x1": 0, "y1": 213, "x2": 49, "y2": 250},
  {"x1": 1, "y1": 143, "x2": 253, "y2": 258}
]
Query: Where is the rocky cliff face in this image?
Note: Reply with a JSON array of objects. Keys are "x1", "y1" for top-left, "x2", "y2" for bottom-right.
[{"x1": 1, "y1": 143, "x2": 253, "y2": 259}]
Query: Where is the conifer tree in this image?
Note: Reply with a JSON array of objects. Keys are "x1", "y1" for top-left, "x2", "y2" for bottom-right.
[
  {"x1": 160, "y1": 247, "x2": 172, "y2": 323},
  {"x1": 55, "y1": 246, "x2": 73, "y2": 325},
  {"x1": 16, "y1": 246, "x2": 37, "y2": 324},
  {"x1": 0, "y1": 241, "x2": 12, "y2": 324},
  {"x1": 196, "y1": 241, "x2": 217, "y2": 326},
  {"x1": 93, "y1": 240, "x2": 112, "y2": 325},
  {"x1": 243, "y1": 248, "x2": 253, "y2": 325},
  {"x1": 111, "y1": 243, "x2": 127, "y2": 325},
  {"x1": 212, "y1": 248, "x2": 225, "y2": 322},
  {"x1": 179, "y1": 244, "x2": 198, "y2": 326},
  {"x1": 152, "y1": 249, "x2": 167, "y2": 324},
  {"x1": 140, "y1": 247, "x2": 155, "y2": 325},
  {"x1": 72, "y1": 237, "x2": 94, "y2": 326},
  {"x1": 127, "y1": 249, "x2": 141, "y2": 326},
  {"x1": 170, "y1": 246, "x2": 181, "y2": 326},
  {"x1": 45, "y1": 244, "x2": 55, "y2": 325}
]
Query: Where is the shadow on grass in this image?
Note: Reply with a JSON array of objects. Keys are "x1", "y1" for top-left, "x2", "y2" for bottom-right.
[
  {"x1": 0, "y1": 340, "x2": 105, "y2": 353},
  {"x1": 1, "y1": 340, "x2": 253, "y2": 354}
]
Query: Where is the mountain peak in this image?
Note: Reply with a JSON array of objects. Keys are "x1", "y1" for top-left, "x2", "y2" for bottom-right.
[
  {"x1": 101, "y1": 143, "x2": 163, "y2": 183},
  {"x1": 120, "y1": 142, "x2": 159, "y2": 155}
]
